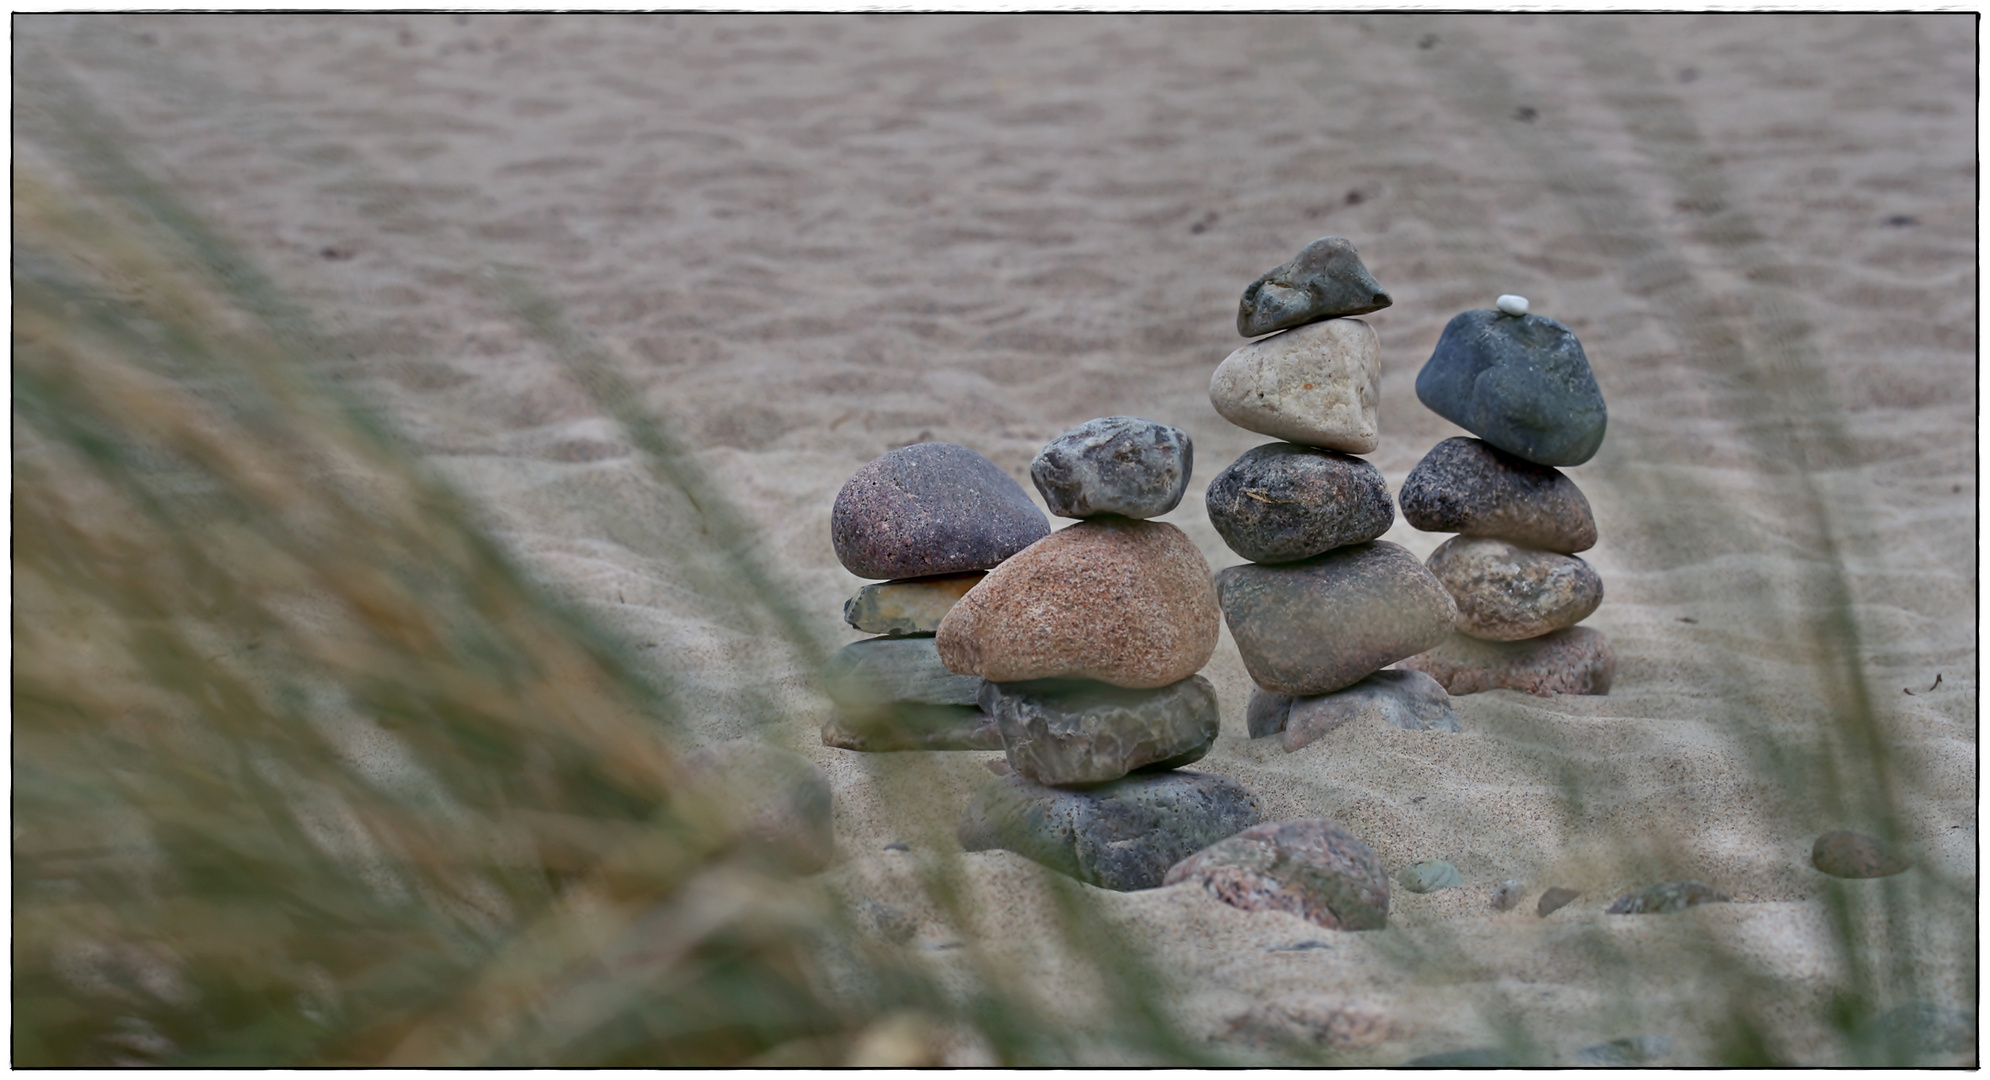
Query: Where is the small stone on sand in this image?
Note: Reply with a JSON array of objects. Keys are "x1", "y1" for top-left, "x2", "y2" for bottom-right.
[{"x1": 1165, "y1": 819, "x2": 1391, "y2": 931}]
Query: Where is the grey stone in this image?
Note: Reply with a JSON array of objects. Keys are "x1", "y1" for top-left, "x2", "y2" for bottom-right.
[
  {"x1": 1812, "y1": 829, "x2": 1913, "y2": 879},
  {"x1": 1606, "y1": 880, "x2": 1730, "y2": 914},
  {"x1": 1427, "y1": 536, "x2": 1604, "y2": 642},
  {"x1": 831, "y1": 442, "x2": 1050, "y2": 580},
  {"x1": 843, "y1": 573, "x2": 983, "y2": 636},
  {"x1": 1205, "y1": 443, "x2": 1394, "y2": 563},
  {"x1": 821, "y1": 703, "x2": 1002, "y2": 753},
  {"x1": 1400, "y1": 627, "x2": 1615, "y2": 698},
  {"x1": 1397, "y1": 859, "x2": 1462, "y2": 893},
  {"x1": 1536, "y1": 886, "x2": 1579, "y2": 916},
  {"x1": 680, "y1": 740, "x2": 835, "y2": 873},
  {"x1": 1165, "y1": 819, "x2": 1390, "y2": 931},
  {"x1": 981, "y1": 676, "x2": 1219, "y2": 787},
  {"x1": 1414, "y1": 309, "x2": 1608, "y2": 467},
  {"x1": 1399, "y1": 437, "x2": 1597, "y2": 554},
  {"x1": 824, "y1": 636, "x2": 983, "y2": 711},
  {"x1": 958, "y1": 769, "x2": 1263, "y2": 891},
  {"x1": 1280, "y1": 670, "x2": 1460, "y2": 752},
  {"x1": 1217, "y1": 542, "x2": 1457, "y2": 696},
  {"x1": 1209, "y1": 318, "x2": 1381, "y2": 453},
  {"x1": 1237, "y1": 236, "x2": 1393, "y2": 337},
  {"x1": 1030, "y1": 416, "x2": 1193, "y2": 520},
  {"x1": 1246, "y1": 686, "x2": 1294, "y2": 739},
  {"x1": 1490, "y1": 879, "x2": 1525, "y2": 911}
]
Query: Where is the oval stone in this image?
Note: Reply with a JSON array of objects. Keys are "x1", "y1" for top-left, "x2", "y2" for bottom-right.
[
  {"x1": 1414, "y1": 309, "x2": 1607, "y2": 466},
  {"x1": 1397, "y1": 859, "x2": 1462, "y2": 894},
  {"x1": 843, "y1": 573, "x2": 984, "y2": 637},
  {"x1": 1209, "y1": 318, "x2": 1380, "y2": 453},
  {"x1": 831, "y1": 442, "x2": 1050, "y2": 580},
  {"x1": 1236, "y1": 236, "x2": 1393, "y2": 338},
  {"x1": 1399, "y1": 437, "x2": 1597, "y2": 554},
  {"x1": 1398, "y1": 627, "x2": 1615, "y2": 697},
  {"x1": 937, "y1": 518, "x2": 1220, "y2": 689},
  {"x1": 1031, "y1": 416, "x2": 1193, "y2": 520},
  {"x1": 982, "y1": 675, "x2": 1219, "y2": 787},
  {"x1": 1427, "y1": 536, "x2": 1603, "y2": 641},
  {"x1": 1216, "y1": 541, "x2": 1456, "y2": 696},
  {"x1": 1812, "y1": 830, "x2": 1912, "y2": 879},
  {"x1": 1164, "y1": 819, "x2": 1390, "y2": 931},
  {"x1": 1205, "y1": 443, "x2": 1394, "y2": 563}
]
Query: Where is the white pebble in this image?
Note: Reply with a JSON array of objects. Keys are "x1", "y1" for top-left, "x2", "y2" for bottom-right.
[{"x1": 1496, "y1": 294, "x2": 1529, "y2": 316}]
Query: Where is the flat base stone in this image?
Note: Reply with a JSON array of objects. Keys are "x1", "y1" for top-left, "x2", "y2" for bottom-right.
[
  {"x1": 982, "y1": 675, "x2": 1219, "y2": 786},
  {"x1": 1397, "y1": 627, "x2": 1614, "y2": 697},
  {"x1": 825, "y1": 635, "x2": 985, "y2": 710},
  {"x1": 822, "y1": 703, "x2": 1001, "y2": 752},
  {"x1": 1249, "y1": 670, "x2": 1460, "y2": 752}
]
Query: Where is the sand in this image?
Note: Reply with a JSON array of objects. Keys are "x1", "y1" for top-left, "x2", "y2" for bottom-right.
[{"x1": 20, "y1": 13, "x2": 1975, "y2": 1065}]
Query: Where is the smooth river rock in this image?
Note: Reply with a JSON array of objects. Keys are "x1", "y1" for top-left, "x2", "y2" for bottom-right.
[
  {"x1": 959, "y1": 769, "x2": 1263, "y2": 891},
  {"x1": 1249, "y1": 670, "x2": 1460, "y2": 752},
  {"x1": 1164, "y1": 819, "x2": 1390, "y2": 931},
  {"x1": 831, "y1": 442, "x2": 1050, "y2": 580},
  {"x1": 1030, "y1": 416, "x2": 1193, "y2": 520},
  {"x1": 1208, "y1": 318, "x2": 1380, "y2": 453},
  {"x1": 981, "y1": 675, "x2": 1219, "y2": 787},
  {"x1": 1236, "y1": 235, "x2": 1393, "y2": 337},
  {"x1": 1399, "y1": 437, "x2": 1597, "y2": 554},
  {"x1": 821, "y1": 703, "x2": 1001, "y2": 753},
  {"x1": 1427, "y1": 536, "x2": 1604, "y2": 641},
  {"x1": 1414, "y1": 309, "x2": 1608, "y2": 467},
  {"x1": 1606, "y1": 880, "x2": 1730, "y2": 914},
  {"x1": 824, "y1": 636, "x2": 983, "y2": 711},
  {"x1": 1399, "y1": 627, "x2": 1615, "y2": 697},
  {"x1": 937, "y1": 518, "x2": 1220, "y2": 689},
  {"x1": 1204, "y1": 443, "x2": 1394, "y2": 564},
  {"x1": 843, "y1": 573, "x2": 984, "y2": 636},
  {"x1": 1216, "y1": 541, "x2": 1456, "y2": 696},
  {"x1": 1812, "y1": 830, "x2": 1913, "y2": 879}
]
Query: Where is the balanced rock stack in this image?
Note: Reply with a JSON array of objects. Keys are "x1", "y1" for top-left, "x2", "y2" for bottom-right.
[
  {"x1": 1206, "y1": 238, "x2": 1461, "y2": 753},
  {"x1": 1396, "y1": 296, "x2": 1615, "y2": 697},
  {"x1": 944, "y1": 418, "x2": 1264, "y2": 891}
]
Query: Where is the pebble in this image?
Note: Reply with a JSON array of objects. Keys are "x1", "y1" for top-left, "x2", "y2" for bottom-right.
[
  {"x1": 831, "y1": 442, "x2": 1050, "y2": 580},
  {"x1": 821, "y1": 703, "x2": 1002, "y2": 753},
  {"x1": 1811, "y1": 829, "x2": 1913, "y2": 878},
  {"x1": 1399, "y1": 627, "x2": 1615, "y2": 697},
  {"x1": 1164, "y1": 819, "x2": 1391, "y2": 931},
  {"x1": 1490, "y1": 879, "x2": 1525, "y2": 911},
  {"x1": 958, "y1": 769, "x2": 1263, "y2": 891},
  {"x1": 844, "y1": 573, "x2": 984, "y2": 636},
  {"x1": 1204, "y1": 443, "x2": 1395, "y2": 564},
  {"x1": 1030, "y1": 416, "x2": 1193, "y2": 520},
  {"x1": 1252, "y1": 670, "x2": 1459, "y2": 753},
  {"x1": 1398, "y1": 436, "x2": 1597, "y2": 554},
  {"x1": 937, "y1": 517, "x2": 1220, "y2": 689},
  {"x1": 1606, "y1": 880, "x2": 1730, "y2": 914},
  {"x1": 1397, "y1": 859, "x2": 1462, "y2": 893},
  {"x1": 1495, "y1": 293, "x2": 1529, "y2": 317},
  {"x1": 1246, "y1": 686, "x2": 1295, "y2": 740},
  {"x1": 1427, "y1": 536, "x2": 1604, "y2": 641},
  {"x1": 1208, "y1": 318, "x2": 1381, "y2": 453},
  {"x1": 1536, "y1": 886, "x2": 1579, "y2": 916},
  {"x1": 1236, "y1": 236, "x2": 1394, "y2": 337},
  {"x1": 1216, "y1": 541, "x2": 1457, "y2": 696},
  {"x1": 981, "y1": 675, "x2": 1220, "y2": 787},
  {"x1": 1414, "y1": 309, "x2": 1608, "y2": 467},
  {"x1": 679, "y1": 740, "x2": 835, "y2": 874},
  {"x1": 825, "y1": 636, "x2": 983, "y2": 711}
]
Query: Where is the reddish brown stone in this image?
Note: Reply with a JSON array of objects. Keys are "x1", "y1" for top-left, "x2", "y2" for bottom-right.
[
  {"x1": 1164, "y1": 819, "x2": 1389, "y2": 931},
  {"x1": 1398, "y1": 627, "x2": 1614, "y2": 697}
]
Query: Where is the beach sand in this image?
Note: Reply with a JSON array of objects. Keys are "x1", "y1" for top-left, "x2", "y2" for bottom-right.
[{"x1": 21, "y1": 13, "x2": 1975, "y2": 1064}]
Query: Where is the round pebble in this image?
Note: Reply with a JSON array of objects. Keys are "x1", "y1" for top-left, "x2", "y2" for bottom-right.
[
  {"x1": 1399, "y1": 436, "x2": 1597, "y2": 554},
  {"x1": 1427, "y1": 536, "x2": 1603, "y2": 641},
  {"x1": 1496, "y1": 294, "x2": 1529, "y2": 316},
  {"x1": 832, "y1": 442, "x2": 1050, "y2": 580},
  {"x1": 1205, "y1": 443, "x2": 1395, "y2": 563}
]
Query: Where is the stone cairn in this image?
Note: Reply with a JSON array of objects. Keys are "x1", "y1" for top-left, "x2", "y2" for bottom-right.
[
  {"x1": 1205, "y1": 237, "x2": 1462, "y2": 755},
  {"x1": 1394, "y1": 294, "x2": 1616, "y2": 697}
]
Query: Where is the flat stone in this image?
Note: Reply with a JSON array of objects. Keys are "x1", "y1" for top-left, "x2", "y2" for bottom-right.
[
  {"x1": 1606, "y1": 880, "x2": 1730, "y2": 914},
  {"x1": 824, "y1": 636, "x2": 983, "y2": 712},
  {"x1": 1427, "y1": 536, "x2": 1604, "y2": 641},
  {"x1": 1204, "y1": 443, "x2": 1394, "y2": 563},
  {"x1": 1209, "y1": 318, "x2": 1380, "y2": 453},
  {"x1": 1399, "y1": 437, "x2": 1597, "y2": 554},
  {"x1": 1812, "y1": 829, "x2": 1912, "y2": 879},
  {"x1": 981, "y1": 675, "x2": 1219, "y2": 787},
  {"x1": 1281, "y1": 670, "x2": 1460, "y2": 751},
  {"x1": 1536, "y1": 886, "x2": 1580, "y2": 916},
  {"x1": 831, "y1": 442, "x2": 1050, "y2": 580},
  {"x1": 680, "y1": 740, "x2": 835, "y2": 873},
  {"x1": 1164, "y1": 819, "x2": 1390, "y2": 931},
  {"x1": 1237, "y1": 236, "x2": 1393, "y2": 337},
  {"x1": 937, "y1": 518, "x2": 1220, "y2": 689},
  {"x1": 1030, "y1": 416, "x2": 1193, "y2": 520},
  {"x1": 1399, "y1": 627, "x2": 1615, "y2": 697},
  {"x1": 1216, "y1": 541, "x2": 1457, "y2": 696},
  {"x1": 821, "y1": 703, "x2": 1002, "y2": 753},
  {"x1": 1414, "y1": 309, "x2": 1608, "y2": 467},
  {"x1": 843, "y1": 573, "x2": 984, "y2": 636},
  {"x1": 1397, "y1": 859, "x2": 1462, "y2": 893},
  {"x1": 959, "y1": 769, "x2": 1263, "y2": 891}
]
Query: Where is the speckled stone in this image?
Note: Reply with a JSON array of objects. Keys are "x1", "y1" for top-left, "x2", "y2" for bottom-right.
[
  {"x1": 959, "y1": 769, "x2": 1263, "y2": 891},
  {"x1": 1217, "y1": 542, "x2": 1457, "y2": 697},
  {"x1": 1164, "y1": 819, "x2": 1390, "y2": 931},
  {"x1": 1812, "y1": 830, "x2": 1912, "y2": 879},
  {"x1": 937, "y1": 518, "x2": 1220, "y2": 689},
  {"x1": 1204, "y1": 443, "x2": 1394, "y2": 563},
  {"x1": 981, "y1": 676, "x2": 1218, "y2": 787},
  {"x1": 1237, "y1": 236, "x2": 1393, "y2": 337},
  {"x1": 831, "y1": 442, "x2": 1050, "y2": 580},
  {"x1": 821, "y1": 704, "x2": 1002, "y2": 753},
  {"x1": 824, "y1": 636, "x2": 983, "y2": 711},
  {"x1": 1399, "y1": 437, "x2": 1597, "y2": 554},
  {"x1": 1250, "y1": 671, "x2": 1459, "y2": 752},
  {"x1": 680, "y1": 740, "x2": 835, "y2": 873},
  {"x1": 1427, "y1": 536, "x2": 1604, "y2": 641},
  {"x1": 843, "y1": 573, "x2": 984, "y2": 636},
  {"x1": 1606, "y1": 880, "x2": 1730, "y2": 914},
  {"x1": 1399, "y1": 627, "x2": 1615, "y2": 697},
  {"x1": 1209, "y1": 318, "x2": 1380, "y2": 453},
  {"x1": 1397, "y1": 859, "x2": 1463, "y2": 894},
  {"x1": 1030, "y1": 416, "x2": 1193, "y2": 520},
  {"x1": 1415, "y1": 309, "x2": 1608, "y2": 467}
]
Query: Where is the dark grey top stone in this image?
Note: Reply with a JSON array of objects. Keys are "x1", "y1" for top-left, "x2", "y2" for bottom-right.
[
  {"x1": 1031, "y1": 416, "x2": 1193, "y2": 520},
  {"x1": 981, "y1": 675, "x2": 1219, "y2": 787},
  {"x1": 832, "y1": 442, "x2": 1051, "y2": 580},
  {"x1": 1414, "y1": 310, "x2": 1607, "y2": 467},
  {"x1": 1399, "y1": 437, "x2": 1597, "y2": 553},
  {"x1": 1237, "y1": 236, "x2": 1393, "y2": 338},
  {"x1": 1205, "y1": 443, "x2": 1395, "y2": 564}
]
